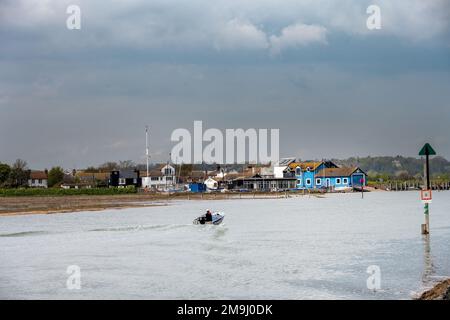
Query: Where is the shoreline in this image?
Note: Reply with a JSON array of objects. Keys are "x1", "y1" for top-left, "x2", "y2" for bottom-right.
[
  {"x1": 0, "y1": 203, "x2": 167, "y2": 217},
  {"x1": 0, "y1": 192, "x2": 333, "y2": 216},
  {"x1": 0, "y1": 194, "x2": 169, "y2": 216},
  {"x1": 418, "y1": 279, "x2": 450, "y2": 300}
]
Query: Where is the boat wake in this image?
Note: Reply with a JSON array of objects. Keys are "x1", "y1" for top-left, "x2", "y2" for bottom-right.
[
  {"x1": 89, "y1": 224, "x2": 191, "y2": 233},
  {"x1": 0, "y1": 230, "x2": 52, "y2": 237}
]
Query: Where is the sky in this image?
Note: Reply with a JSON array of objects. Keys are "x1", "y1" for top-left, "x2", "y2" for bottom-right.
[{"x1": 0, "y1": 0, "x2": 449, "y2": 168}]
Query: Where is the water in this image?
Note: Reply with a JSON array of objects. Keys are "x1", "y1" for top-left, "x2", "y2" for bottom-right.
[{"x1": 1, "y1": 191, "x2": 449, "y2": 299}]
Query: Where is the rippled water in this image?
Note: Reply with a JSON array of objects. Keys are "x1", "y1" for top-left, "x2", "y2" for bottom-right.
[{"x1": 1, "y1": 191, "x2": 449, "y2": 299}]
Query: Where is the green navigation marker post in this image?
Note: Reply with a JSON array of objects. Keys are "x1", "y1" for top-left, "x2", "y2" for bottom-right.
[{"x1": 419, "y1": 143, "x2": 436, "y2": 235}]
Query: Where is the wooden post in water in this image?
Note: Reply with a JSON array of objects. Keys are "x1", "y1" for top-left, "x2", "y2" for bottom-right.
[{"x1": 360, "y1": 178, "x2": 364, "y2": 199}]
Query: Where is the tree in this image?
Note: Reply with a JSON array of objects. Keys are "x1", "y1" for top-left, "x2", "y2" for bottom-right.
[
  {"x1": 0, "y1": 162, "x2": 11, "y2": 185},
  {"x1": 48, "y1": 167, "x2": 65, "y2": 187},
  {"x1": 99, "y1": 162, "x2": 118, "y2": 171},
  {"x1": 179, "y1": 164, "x2": 193, "y2": 177},
  {"x1": 395, "y1": 170, "x2": 411, "y2": 180},
  {"x1": 9, "y1": 159, "x2": 29, "y2": 187},
  {"x1": 118, "y1": 160, "x2": 136, "y2": 169}
]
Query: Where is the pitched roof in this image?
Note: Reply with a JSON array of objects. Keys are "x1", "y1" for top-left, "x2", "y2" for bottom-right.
[
  {"x1": 76, "y1": 172, "x2": 109, "y2": 180},
  {"x1": 30, "y1": 171, "x2": 47, "y2": 180},
  {"x1": 288, "y1": 161, "x2": 323, "y2": 171},
  {"x1": 154, "y1": 164, "x2": 175, "y2": 170},
  {"x1": 315, "y1": 167, "x2": 362, "y2": 177},
  {"x1": 276, "y1": 158, "x2": 296, "y2": 166},
  {"x1": 147, "y1": 170, "x2": 163, "y2": 177},
  {"x1": 223, "y1": 173, "x2": 239, "y2": 180},
  {"x1": 119, "y1": 169, "x2": 139, "y2": 179}
]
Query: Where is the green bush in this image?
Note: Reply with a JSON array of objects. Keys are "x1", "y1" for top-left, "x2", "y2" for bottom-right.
[{"x1": 0, "y1": 186, "x2": 137, "y2": 197}]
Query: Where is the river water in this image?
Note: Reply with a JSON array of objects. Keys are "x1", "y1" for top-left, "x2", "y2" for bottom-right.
[{"x1": 1, "y1": 191, "x2": 449, "y2": 299}]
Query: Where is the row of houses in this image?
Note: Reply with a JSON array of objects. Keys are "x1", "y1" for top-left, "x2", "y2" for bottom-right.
[
  {"x1": 272, "y1": 158, "x2": 366, "y2": 191},
  {"x1": 26, "y1": 165, "x2": 177, "y2": 190},
  {"x1": 26, "y1": 158, "x2": 367, "y2": 192},
  {"x1": 219, "y1": 158, "x2": 366, "y2": 192}
]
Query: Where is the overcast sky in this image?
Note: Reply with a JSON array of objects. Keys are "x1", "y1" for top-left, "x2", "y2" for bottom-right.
[{"x1": 1, "y1": 0, "x2": 449, "y2": 168}]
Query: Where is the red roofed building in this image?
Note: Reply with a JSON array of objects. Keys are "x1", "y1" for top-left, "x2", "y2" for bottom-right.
[{"x1": 28, "y1": 170, "x2": 48, "y2": 188}]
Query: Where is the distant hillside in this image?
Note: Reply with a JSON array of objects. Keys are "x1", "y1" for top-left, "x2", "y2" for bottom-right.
[{"x1": 332, "y1": 156, "x2": 450, "y2": 180}]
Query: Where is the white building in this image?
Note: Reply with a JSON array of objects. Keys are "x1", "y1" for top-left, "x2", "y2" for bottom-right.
[
  {"x1": 142, "y1": 164, "x2": 177, "y2": 190},
  {"x1": 273, "y1": 158, "x2": 296, "y2": 178},
  {"x1": 28, "y1": 171, "x2": 48, "y2": 188}
]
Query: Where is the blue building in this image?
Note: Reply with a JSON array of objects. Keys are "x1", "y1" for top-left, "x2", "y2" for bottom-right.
[
  {"x1": 314, "y1": 167, "x2": 367, "y2": 190},
  {"x1": 189, "y1": 182, "x2": 207, "y2": 193},
  {"x1": 286, "y1": 161, "x2": 366, "y2": 190}
]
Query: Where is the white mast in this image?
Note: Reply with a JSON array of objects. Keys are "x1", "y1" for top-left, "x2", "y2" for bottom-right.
[{"x1": 145, "y1": 125, "x2": 149, "y2": 178}]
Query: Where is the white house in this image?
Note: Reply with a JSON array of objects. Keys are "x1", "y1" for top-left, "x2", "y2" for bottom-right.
[
  {"x1": 273, "y1": 158, "x2": 296, "y2": 178},
  {"x1": 204, "y1": 177, "x2": 218, "y2": 191},
  {"x1": 142, "y1": 164, "x2": 177, "y2": 190},
  {"x1": 28, "y1": 171, "x2": 48, "y2": 188}
]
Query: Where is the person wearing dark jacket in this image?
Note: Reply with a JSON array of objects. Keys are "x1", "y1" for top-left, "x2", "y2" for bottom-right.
[{"x1": 205, "y1": 210, "x2": 212, "y2": 222}]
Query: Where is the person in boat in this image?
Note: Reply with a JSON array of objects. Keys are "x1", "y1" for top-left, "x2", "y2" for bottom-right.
[{"x1": 205, "y1": 209, "x2": 213, "y2": 222}]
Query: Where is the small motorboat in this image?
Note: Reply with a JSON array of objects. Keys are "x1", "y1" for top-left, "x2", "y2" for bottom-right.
[{"x1": 193, "y1": 212, "x2": 225, "y2": 225}]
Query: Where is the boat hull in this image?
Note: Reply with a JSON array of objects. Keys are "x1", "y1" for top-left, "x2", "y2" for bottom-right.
[{"x1": 193, "y1": 213, "x2": 225, "y2": 225}]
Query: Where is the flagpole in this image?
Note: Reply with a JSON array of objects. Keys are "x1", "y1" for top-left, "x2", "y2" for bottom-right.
[{"x1": 145, "y1": 126, "x2": 149, "y2": 178}]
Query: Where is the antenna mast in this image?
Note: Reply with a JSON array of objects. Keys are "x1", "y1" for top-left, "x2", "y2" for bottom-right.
[{"x1": 145, "y1": 125, "x2": 149, "y2": 178}]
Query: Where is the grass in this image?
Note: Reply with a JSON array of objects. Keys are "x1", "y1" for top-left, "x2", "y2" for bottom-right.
[{"x1": 0, "y1": 186, "x2": 137, "y2": 197}]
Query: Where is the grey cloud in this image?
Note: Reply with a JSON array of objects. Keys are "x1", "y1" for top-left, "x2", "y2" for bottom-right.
[
  {"x1": 1, "y1": 0, "x2": 449, "y2": 54},
  {"x1": 0, "y1": 0, "x2": 449, "y2": 168}
]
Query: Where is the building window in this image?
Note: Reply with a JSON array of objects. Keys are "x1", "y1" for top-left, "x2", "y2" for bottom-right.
[
  {"x1": 119, "y1": 178, "x2": 126, "y2": 185},
  {"x1": 316, "y1": 178, "x2": 321, "y2": 185},
  {"x1": 336, "y1": 178, "x2": 341, "y2": 184},
  {"x1": 133, "y1": 178, "x2": 137, "y2": 184},
  {"x1": 38, "y1": 179, "x2": 42, "y2": 184},
  {"x1": 306, "y1": 178, "x2": 312, "y2": 185},
  {"x1": 343, "y1": 178, "x2": 348, "y2": 184},
  {"x1": 295, "y1": 167, "x2": 301, "y2": 175},
  {"x1": 297, "y1": 179, "x2": 302, "y2": 185}
]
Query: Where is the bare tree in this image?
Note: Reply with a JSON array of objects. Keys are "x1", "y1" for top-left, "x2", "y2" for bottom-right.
[
  {"x1": 10, "y1": 159, "x2": 29, "y2": 187},
  {"x1": 118, "y1": 160, "x2": 136, "y2": 169},
  {"x1": 99, "y1": 162, "x2": 118, "y2": 171},
  {"x1": 12, "y1": 159, "x2": 28, "y2": 171}
]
